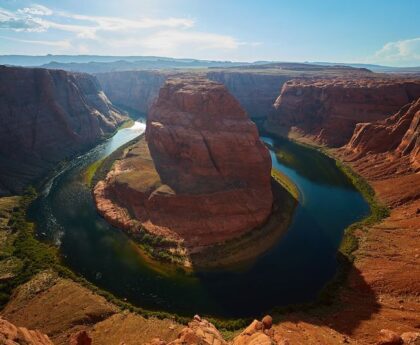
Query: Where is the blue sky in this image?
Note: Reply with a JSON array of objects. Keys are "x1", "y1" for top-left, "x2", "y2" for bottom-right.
[{"x1": 0, "y1": 0, "x2": 419, "y2": 66}]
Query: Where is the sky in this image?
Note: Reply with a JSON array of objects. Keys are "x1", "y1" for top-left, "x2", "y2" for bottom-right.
[{"x1": 0, "y1": 0, "x2": 419, "y2": 66}]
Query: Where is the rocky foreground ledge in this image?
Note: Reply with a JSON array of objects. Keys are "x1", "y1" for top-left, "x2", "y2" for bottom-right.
[{"x1": 94, "y1": 77, "x2": 273, "y2": 264}]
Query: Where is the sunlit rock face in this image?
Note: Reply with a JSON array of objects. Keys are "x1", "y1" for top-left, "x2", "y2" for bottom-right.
[
  {"x1": 95, "y1": 77, "x2": 273, "y2": 251},
  {"x1": 342, "y1": 97, "x2": 420, "y2": 177},
  {"x1": 267, "y1": 77, "x2": 420, "y2": 147},
  {"x1": 0, "y1": 66, "x2": 127, "y2": 195}
]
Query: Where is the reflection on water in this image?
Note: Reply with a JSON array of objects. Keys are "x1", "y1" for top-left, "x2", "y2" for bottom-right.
[{"x1": 30, "y1": 123, "x2": 369, "y2": 318}]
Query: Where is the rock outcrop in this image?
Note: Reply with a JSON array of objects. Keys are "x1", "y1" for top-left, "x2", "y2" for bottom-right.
[
  {"x1": 267, "y1": 78, "x2": 420, "y2": 147},
  {"x1": 0, "y1": 66, "x2": 127, "y2": 195},
  {"x1": 344, "y1": 97, "x2": 420, "y2": 174},
  {"x1": 146, "y1": 315, "x2": 277, "y2": 345},
  {"x1": 96, "y1": 71, "x2": 168, "y2": 115},
  {"x1": 94, "y1": 77, "x2": 273, "y2": 256},
  {"x1": 0, "y1": 317, "x2": 53, "y2": 345}
]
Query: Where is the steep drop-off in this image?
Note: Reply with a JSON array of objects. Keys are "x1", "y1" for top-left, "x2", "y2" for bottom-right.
[
  {"x1": 267, "y1": 77, "x2": 420, "y2": 146},
  {"x1": 344, "y1": 97, "x2": 420, "y2": 174},
  {"x1": 206, "y1": 71, "x2": 292, "y2": 119},
  {"x1": 0, "y1": 66, "x2": 127, "y2": 195},
  {"x1": 94, "y1": 77, "x2": 273, "y2": 258},
  {"x1": 95, "y1": 71, "x2": 168, "y2": 115}
]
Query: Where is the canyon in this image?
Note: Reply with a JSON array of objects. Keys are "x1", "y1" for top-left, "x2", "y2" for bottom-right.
[
  {"x1": 93, "y1": 77, "x2": 273, "y2": 262},
  {"x1": 0, "y1": 62, "x2": 419, "y2": 345},
  {"x1": 0, "y1": 66, "x2": 127, "y2": 196},
  {"x1": 92, "y1": 64, "x2": 369, "y2": 122}
]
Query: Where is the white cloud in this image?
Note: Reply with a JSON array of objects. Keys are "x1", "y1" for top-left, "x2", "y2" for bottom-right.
[
  {"x1": 372, "y1": 37, "x2": 420, "y2": 66},
  {"x1": 0, "y1": 7, "x2": 48, "y2": 32},
  {"x1": 18, "y1": 5, "x2": 53, "y2": 16},
  {"x1": 0, "y1": 3, "x2": 251, "y2": 57}
]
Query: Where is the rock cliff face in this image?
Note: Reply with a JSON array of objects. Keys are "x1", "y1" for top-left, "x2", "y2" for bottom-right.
[
  {"x1": 267, "y1": 78, "x2": 420, "y2": 147},
  {"x1": 95, "y1": 71, "x2": 168, "y2": 115},
  {"x1": 147, "y1": 315, "x2": 277, "y2": 345},
  {"x1": 207, "y1": 71, "x2": 292, "y2": 119},
  {"x1": 0, "y1": 66, "x2": 127, "y2": 195},
  {"x1": 345, "y1": 97, "x2": 420, "y2": 173},
  {"x1": 0, "y1": 317, "x2": 53, "y2": 345},
  {"x1": 94, "y1": 77, "x2": 273, "y2": 254}
]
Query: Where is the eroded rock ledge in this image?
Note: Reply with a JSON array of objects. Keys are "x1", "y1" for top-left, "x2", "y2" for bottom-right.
[
  {"x1": 267, "y1": 77, "x2": 420, "y2": 147},
  {"x1": 94, "y1": 77, "x2": 273, "y2": 264}
]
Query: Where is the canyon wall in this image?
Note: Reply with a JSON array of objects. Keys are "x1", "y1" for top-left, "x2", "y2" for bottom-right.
[
  {"x1": 267, "y1": 77, "x2": 420, "y2": 147},
  {"x1": 94, "y1": 77, "x2": 273, "y2": 253},
  {"x1": 206, "y1": 71, "x2": 292, "y2": 119},
  {"x1": 95, "y1": 70, "x2": 288, "y2": 119},
  {"x1": 95, "y1": 71, "x2": 168, "y2": 115},
  {"x1": 339, "y1": 97, "x2": 420, "y2": 185},
  {"x1": 95, "y1": 65, "x2": 370, "y2": 122},
  {"x1": 0, "y1": 66, "x2": 127, "y2": 195}
]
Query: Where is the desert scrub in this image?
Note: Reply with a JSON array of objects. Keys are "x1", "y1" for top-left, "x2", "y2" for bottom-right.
[{"x1": 0, "y1": 188, "x2": 62, "y2": 306}]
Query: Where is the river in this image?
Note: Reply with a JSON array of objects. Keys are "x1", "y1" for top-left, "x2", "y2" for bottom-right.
[{"x1": 30, "y1": 120, "x2": 369, "y2": 318}]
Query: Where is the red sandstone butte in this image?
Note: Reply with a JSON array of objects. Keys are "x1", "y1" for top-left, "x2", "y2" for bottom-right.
[
  {"x1": 94, "y1": 77, "x2": 273, "y2": 251},
  {"x1": 268, "y1": 78, "x2": 420, "y2": 147}
]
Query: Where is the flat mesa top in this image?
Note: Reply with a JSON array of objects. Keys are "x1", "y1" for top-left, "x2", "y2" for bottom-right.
[{"x1": 164, "y1": 76, "x2": 226, "y2": 92}]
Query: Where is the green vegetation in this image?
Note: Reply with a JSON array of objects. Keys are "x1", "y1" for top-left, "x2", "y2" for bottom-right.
[
  {"x1": 118, "y1": 118, "x2": 135, "y2": 129},
  {"x1": 306, "y1": 154, "x2": 389, "y2": 306},
  {"x1": 335, "y1": 161, "x2": 389, "y2": 260},
  {"x1": 0, "y1": 188, "x2": 60, "y2": 306},
  {"x1": 134, "y1": 227, "x2": 187, "y2": 266},
  {"x1": 0, "y1": 188, "x2": 253, "y2": 331},
  {"x1": 271, "y1": 168, "x2": 299, "y2": 200},
  {"x1": 84, "y1": 158, "x2": 105, "y2": 186}
]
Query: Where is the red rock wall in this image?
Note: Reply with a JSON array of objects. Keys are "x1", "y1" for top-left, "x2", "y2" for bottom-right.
[
  {"x1": 0, "y1": 66, "x2": 127, "y2": 195},
  {"x1": 96, "y1": 71, "x2": 168, "y2": 115},
  {"x1": 268, "y1": 78, "x2": 420, "y2": 147},
  {"x1": 343, "y1": 97, "x2": 420, "y2": 174},
  {"x1": 207, "y1": 71, "x2": 292, "y2": 119},
  {"x1": 0, "y1": 318, "x2": 53, "y2": 345}
]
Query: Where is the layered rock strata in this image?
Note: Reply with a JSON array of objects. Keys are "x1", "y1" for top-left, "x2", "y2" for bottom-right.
[
  {"x1": 0, "y1": 66, "x2": 127, "y2": 195},
  {"x1": 94, "y1": 77, "x2": 273, "y2": 255},
  {"x1": 344, "y1": 97, "x2": 420, "y2": 175},
  {"x1": 95, "y1": 71, "x2": 168, "y2": 115},
  {"x1": 267, "y1": 78, "x2": 420, "y2": 146},
  {"x1": 0, "y1": 317, "x2": 53, "y2": 345}
]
